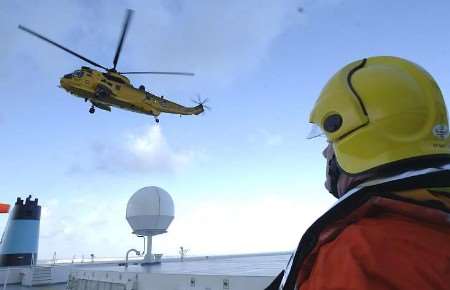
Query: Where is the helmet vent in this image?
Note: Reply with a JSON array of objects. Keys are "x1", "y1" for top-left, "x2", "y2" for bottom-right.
[{"x1": 324, "y1": 114, "x2": 343, "y2": 133}]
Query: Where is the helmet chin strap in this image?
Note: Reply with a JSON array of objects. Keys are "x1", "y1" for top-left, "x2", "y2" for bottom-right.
[
  {"x1": 323, "y1": 143, "x2": 375, "y2": 198},
  {"x1": 326, "y1": 151, "x2": 342, "y2": 198}
]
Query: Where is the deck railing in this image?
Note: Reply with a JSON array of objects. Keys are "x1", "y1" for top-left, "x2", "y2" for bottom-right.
[{"x1": 1, "y1": 268, "x2": 10, "y2": 290}]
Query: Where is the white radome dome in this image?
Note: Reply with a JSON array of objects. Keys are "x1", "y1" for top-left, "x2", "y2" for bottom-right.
[{"x1": 126, "y1": 186, "x2": 174, "y2": 236}]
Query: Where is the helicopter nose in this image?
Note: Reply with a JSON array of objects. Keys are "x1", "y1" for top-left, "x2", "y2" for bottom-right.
[{"x1": 60, "y1": 78, "x2": 69, "y2": 89}]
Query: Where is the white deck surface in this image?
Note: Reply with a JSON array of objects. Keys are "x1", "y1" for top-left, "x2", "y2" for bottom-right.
[
  {"x1": 2, "y1": 252, "x2": 292, "y2": 289},
  {"x1": 81, "y1": 253, "x2": 291, "y2": 276},
  {"x1": 5, "y1": 284, "x2": 66, "y2": 290}
]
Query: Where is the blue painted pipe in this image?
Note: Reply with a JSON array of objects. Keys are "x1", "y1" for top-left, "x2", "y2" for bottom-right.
[{"x1": 0, "y1": 195, "x2": 41, "y2": 266}]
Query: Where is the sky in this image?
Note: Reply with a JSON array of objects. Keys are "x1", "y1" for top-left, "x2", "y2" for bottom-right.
[{"x1": 1, "y1": 0, "x2": 450, "y2": 260}]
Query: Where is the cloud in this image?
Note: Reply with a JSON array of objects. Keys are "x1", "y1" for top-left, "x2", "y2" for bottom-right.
[
  {"x1": 1, "y1": 0, "x2": 303, "y2": 91},
  {"x1": 39, "y1": 196, "x2": 136, "y2": 260},
  {"x1": 38, "y1": 189, "x2": 333, "y2": 260},
  {"x1": 164, "y1": 194, "x2": 328, "y2": 255},
  {"x1": 126, "y1": 0, "x2": 302, "y2": 88},
  {"x1": 89, "y1": 125, "x2": 193, "y2": 174}
]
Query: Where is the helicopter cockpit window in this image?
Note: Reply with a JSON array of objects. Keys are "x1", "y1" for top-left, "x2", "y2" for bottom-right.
[{"x1": 73, "y1": 70, "x2": 84, "y2": 78}]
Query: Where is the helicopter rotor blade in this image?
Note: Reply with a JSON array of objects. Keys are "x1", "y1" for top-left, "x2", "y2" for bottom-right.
[
  {"x1": 120, "y1": 71, "x2": 195, "y2": 76},
  {"x1": 18, "y1": 25, "x2": 108, "y2": 70},
  {"x1": 112, "y1": 9, "x2": 134, "y2": 70}
]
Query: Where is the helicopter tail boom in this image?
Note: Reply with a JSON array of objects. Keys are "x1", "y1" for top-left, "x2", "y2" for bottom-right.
[
  {"x1": 191, "y1": 104, "x2": 204, "y2": 115},
  {"x1": 158, "y1": 104, "x2": 204, "y2": 116}
]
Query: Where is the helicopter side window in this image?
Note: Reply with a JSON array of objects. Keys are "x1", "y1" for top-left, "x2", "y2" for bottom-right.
[{"x1": 103, "y1": 73, "x2": 126, "y2": 84}]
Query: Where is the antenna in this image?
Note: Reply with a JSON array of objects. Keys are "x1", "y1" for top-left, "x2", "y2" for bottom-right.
[{"x1": 126, "y1": 186, "x2": 174, "y2": 265}]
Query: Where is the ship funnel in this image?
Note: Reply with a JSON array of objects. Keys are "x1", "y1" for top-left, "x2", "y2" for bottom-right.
[
  {"x1": 126, "y1": 186, "x2": 174, "y2": 265},
  {"x1": 0, "y1": 195, "x2": 41, "y2": 266}
]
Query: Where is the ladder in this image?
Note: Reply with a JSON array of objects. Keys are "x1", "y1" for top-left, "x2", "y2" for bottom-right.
[{"x1": 30, "y1": 266, "x2": 52, "y2": 285}]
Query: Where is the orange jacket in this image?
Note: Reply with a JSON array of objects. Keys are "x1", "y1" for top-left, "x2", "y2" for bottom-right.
[{"x1": 296, "y1": 189, "x2": 450, "y2": 290}]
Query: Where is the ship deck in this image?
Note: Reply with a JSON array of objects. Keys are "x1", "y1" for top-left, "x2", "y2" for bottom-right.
[
  {"x1": 2, "y1": 252, "x2": 292, "y2": 289},
  {"x1": 6, "y1": 284, "x2": 66, "y2": 290},
  {"x1": 80, "y1": 252, "x2": 291, "y2": 276}
]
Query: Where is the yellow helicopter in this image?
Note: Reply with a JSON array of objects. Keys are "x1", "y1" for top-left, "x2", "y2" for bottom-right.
[{"x1": 18, "y1": 9, "x2": 208, "y2": 123}]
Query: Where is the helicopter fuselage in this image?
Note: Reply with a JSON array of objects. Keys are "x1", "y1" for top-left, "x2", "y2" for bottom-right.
[
  {"x1": 19, "y1": 9, "x2": 201, "y2": 121},
  {"x1": 59, "y1": 66, "x2": 203, "y2": 117}
]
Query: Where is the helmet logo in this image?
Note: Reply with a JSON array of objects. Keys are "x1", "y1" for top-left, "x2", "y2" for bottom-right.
[
  {"x1": 433, "y1": 124, "x2": 449, "y2": 140},
  {"x1": 323, "y1": 114, "x2": 343, "y2": 133}
]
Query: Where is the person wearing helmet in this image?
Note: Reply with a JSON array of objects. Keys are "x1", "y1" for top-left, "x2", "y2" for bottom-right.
[{"x1": 266, "y1": 56, "x2": 450, "y2": 290}]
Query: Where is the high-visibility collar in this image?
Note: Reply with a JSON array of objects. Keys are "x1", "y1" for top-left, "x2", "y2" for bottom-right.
[{"x1": 335, "y1": 163, "x2": 450, "y2": 206}]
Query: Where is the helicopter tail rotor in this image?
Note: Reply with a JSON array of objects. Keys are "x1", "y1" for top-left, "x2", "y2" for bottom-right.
[{"x1": 191, "y1": 95, "x2": 211, "y2": 112}]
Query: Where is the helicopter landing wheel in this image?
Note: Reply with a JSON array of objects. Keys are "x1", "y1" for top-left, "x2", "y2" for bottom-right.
[
  {"x1": 89, "y1": 106, "x2": 95, "y2": 114},
  {"x1": 155, "y1": 117, "x2": 159, "y2": 123}
]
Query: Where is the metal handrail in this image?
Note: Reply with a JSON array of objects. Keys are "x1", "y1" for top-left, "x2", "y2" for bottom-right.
[
  {"x1": 2, "y1": 268, "x2": 9, "y2": 290},
  {"x1": 124, "y1": 249, "x2": 140, "y2": 269}
]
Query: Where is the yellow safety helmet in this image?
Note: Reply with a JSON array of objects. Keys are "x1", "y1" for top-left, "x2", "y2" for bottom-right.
[{"x1": 309, "y1": 56, "x2": 450, "y2": 174}]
